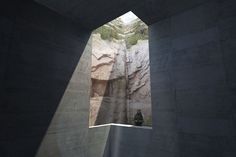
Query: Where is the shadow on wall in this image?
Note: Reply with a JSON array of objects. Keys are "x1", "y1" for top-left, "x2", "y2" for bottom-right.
[
  {"x1": 94, "y1": 78, "x2": 128, "y2": 125},
  {"x1": 91, "y1": 34, "x2": 128, "y2": 125},
  {"x1": 0, "y1": 1, "x2": 91, "y2": 157},
  {"x1": 35, "y1": 36, "x2": 92, "y2": 157}
]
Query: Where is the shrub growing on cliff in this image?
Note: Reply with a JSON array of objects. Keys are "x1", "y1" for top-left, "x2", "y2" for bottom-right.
[
  {"x1": 93, "y1": 17, "x2": 148, "y2": 48},
  {"x1": 126, "y1": 28, "x2": 148, "y2": 49},
  {"x1": 93, "y1": 25, "x2": 121, "y2": 41}
]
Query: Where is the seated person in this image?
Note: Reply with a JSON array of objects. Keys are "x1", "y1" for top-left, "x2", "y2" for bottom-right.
[{"x1": 134, "y1": 109, "x2": 144, "y2": 126}]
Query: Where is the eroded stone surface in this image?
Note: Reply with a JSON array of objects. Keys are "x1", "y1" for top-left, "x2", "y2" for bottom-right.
[
  {"x1": 89, "y1": 19, "x2": 152, "y2": 126},
  {"x1": 91, "y1": 34, "x2": 126, "y2": 80},
  {"x1": 127, "y1": 40, "x2": 152, "y2": 125}
]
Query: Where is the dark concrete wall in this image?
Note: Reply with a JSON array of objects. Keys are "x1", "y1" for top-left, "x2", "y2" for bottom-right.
[
  {"x1": 1, "y1": 0, "x2": 236, "y2": 157},
  {"x1": 88, "y1": 126, "x2": 111, "y2": 157},
  {"x1": 109, "y1": 126, "x2": 152, "y2": 157},
  {"x1": 108, "y1": 0, "x2": 236, "y2": 157},
  {"x1": 0, "y1": 1, "x2": 91, "y2": 157}
]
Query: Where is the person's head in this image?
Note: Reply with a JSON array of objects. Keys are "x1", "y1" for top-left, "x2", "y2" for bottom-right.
[{"x1": 137, "y1": 109, "x2": 141, "y2": 113}]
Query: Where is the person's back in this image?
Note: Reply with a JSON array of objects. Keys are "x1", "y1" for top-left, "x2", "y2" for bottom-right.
[{"x1": 134, "y1": 109, "x2": 144, "y2": 126}]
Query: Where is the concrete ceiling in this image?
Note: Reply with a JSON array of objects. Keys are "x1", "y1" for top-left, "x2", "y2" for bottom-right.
[{"x1": 35, "y1": 0, "x2": 212, "y2": 30}]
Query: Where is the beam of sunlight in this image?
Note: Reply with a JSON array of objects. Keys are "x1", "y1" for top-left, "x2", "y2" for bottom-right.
[{"x1": 35, "y1": 36, "x2": 92, "y2": 157}]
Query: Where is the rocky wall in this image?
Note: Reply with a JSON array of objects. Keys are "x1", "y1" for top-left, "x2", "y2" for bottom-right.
[
  {"x1": 127, "y1": 40, "x2": 152, "y2": 126},
  {"x1": 90, "y1": 20, "x2": 152, "y2": 126}
]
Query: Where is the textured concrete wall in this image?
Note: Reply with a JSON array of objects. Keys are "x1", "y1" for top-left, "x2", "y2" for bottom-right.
[
  {"x1": 108, "y1": 0, "x2": 236, "y2": 157},
  {"x1": 35, "y1": 37, "x2": 92, "y2": 157},
  {"x1": 1, "y1": 0, "x2": 236, "y2": 157},
  {"x1": 88, "y1": 126, "x2": 111, "y2": 157},
  {"x1": 0, "y1": 1, "x2": 91, "y2": 157},
  {"x1": 109, "y1": 126, "x2": 152, "y2": 157}
]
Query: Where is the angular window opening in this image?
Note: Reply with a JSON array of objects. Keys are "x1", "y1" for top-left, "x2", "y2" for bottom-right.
[{"x1": 89, "y1": 11, "x2": 152, "y2": 127}]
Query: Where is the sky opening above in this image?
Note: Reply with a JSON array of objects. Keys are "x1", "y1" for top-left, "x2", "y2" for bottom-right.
[{"x1": 119, "y1": 11, "x2": 138, "y2": 24}]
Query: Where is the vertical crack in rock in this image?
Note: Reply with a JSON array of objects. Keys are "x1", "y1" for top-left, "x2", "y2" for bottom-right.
[{"x1": 89, "y1": 16, "x2": 152, "y2": 126}]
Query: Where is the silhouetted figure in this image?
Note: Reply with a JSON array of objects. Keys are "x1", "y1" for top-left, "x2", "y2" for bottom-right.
[{"x1": 134, "y1": 109, "x2": 144, "y2": 126}]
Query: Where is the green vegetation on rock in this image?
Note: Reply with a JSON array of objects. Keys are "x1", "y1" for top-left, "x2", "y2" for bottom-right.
[
  {"x1": 126, "y1": 27, "x2": 148, "y2": 49},
  {"x1": 145, "y1": 116, "x2": 152, "y2": 126},
  {"x1": 93, "y1": 18, "x2": 148, "y2": 48},
  {"x1": 93, "y1": 25, "x2": 121, "y2": 41}
]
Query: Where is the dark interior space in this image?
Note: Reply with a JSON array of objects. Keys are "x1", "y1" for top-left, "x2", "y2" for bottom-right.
[
  {"x1": 1, "y1": 0, "x2": 236, "y2": 157},
  {"x1": 0, "y1": 0, "x2": 90, "y2": 156}
]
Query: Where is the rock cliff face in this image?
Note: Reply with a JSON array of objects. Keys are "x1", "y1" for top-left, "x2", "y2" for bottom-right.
[
  {"x1": 90, "y1": 34, "x2": 127, "y2": 126},
  {"x1": 126, "y1": 40, "x2": 152, "y2": 125},
  {"x1": 89, "y1": 18, "x2": 152, "y2": 126},
  {"x1": 91, "y1": 34, "x2": 126, "y2": 80}
]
